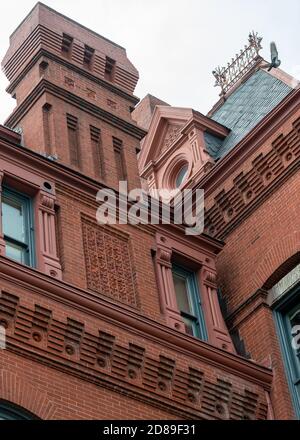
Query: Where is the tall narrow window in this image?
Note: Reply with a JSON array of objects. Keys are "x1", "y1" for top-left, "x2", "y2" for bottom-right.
[
  {"x1": 61, "y1": 33, "x2": 73, "y2": 56},
  {"x1": 113, "y1": 137, "x2": 126, "y2": 181},
  {"x1": 90, "y1": 126, "x2": 104, "y2": 179},
  {"x1": 104, "y1": 56, "x2": 115, "y2": 81},
  {"x1": 42, "y1": 103, "x2": 52, "y2": 155},
  {"x1": 83, "y1": 45, "x2": 95, "y2": 68},
  {"x1": 172, "y1": 266, "x2": 207, "y2": 340},
  {"x1": 67, "y1": 114, "x2": 81, "y2": 168},
  {"x1": 2, "y1": 187, "x2": 35, "y2": 267}
]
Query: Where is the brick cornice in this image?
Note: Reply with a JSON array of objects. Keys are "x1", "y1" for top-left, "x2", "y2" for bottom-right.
[
  {"x1": 196, "y1": 87, "x2": 300, "y2": 196},
  {"x1": 5, "y1": 78, "x2": 146, "y2": 140},
  {"x1": 9, "y1": 4, "x2": 126, "y2": 50},
  {"x1": 0, "y1": 256, "x2": 272, "y2": 389},
  {"x1": 0, "y1": 133, "x2": 226, "y2": 252},
  {"x1": 199, "y1": 91, "x2": 300, "y2": 239},
  {"x1": 0, "y1": 134, "x2": 107, "y2": 197},
  {"x1": 213, "y1": 158, "x2": 299, "y2": 240},
  {"x1": 3, "y1": 344, "x2": 203, "y2": 420},
  {"x1": 155, "y1": 225, "x2": 224, "y2": 256},
  {"x1": 6, "y1": 48, "x2": 140, "y2": 105},
  {"x1": 0, "y1": 125, "x2": 21, "y2": 145}
]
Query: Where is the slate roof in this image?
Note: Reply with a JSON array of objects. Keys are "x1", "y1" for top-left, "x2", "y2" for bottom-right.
[
  {"x1": 204, "y1": 131, "x2": 223, "y2": 158},
  {"x1": 205, "y1": 69, "x2": 292, "y2": 160}
]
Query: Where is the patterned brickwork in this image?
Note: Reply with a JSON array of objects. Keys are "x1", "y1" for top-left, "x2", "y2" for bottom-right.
[
  {"x1": 205, "y1": 116, "x2": 300, "y2": 239},
  {"x1": 81, "y1": 216, "x2": 138, "y2": 307},
  {"x1": 2, "y1": 23, "x2": 138, "y2": 94},
  {"x1": 0, "y1": 291, "x2": 269, "y2": 420}
]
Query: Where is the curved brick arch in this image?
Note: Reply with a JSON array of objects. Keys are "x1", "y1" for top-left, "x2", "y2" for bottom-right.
[
  {"x1": 263, "y1": 251, "x2": 300, "y2": 290},
  {"x1": 0, "y1": 369, "x2": 58, "y2": 419},
  {"x1": 254, "y1": 231, "x2": 300, "y2": 290}
]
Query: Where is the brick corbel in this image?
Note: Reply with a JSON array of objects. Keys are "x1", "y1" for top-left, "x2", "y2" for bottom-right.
[
  {"x1": 38, "y1": 191, "x2": 62, "y2": 280},
  {"x1": 0, "y1": 172, "x2": 6, "y2": 256},
  {"x1": 201, "y1": 266, "x2": 236, "y2": 354}
]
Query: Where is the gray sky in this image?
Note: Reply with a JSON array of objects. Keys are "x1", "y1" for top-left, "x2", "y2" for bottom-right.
[{"x1": 0, "y1": 0, "x2": 299, "y2": 124}]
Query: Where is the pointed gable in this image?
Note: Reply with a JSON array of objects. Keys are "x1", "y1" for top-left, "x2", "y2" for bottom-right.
[{"x1": 138, "y1": 106, "x2": 194, "y2": 171}]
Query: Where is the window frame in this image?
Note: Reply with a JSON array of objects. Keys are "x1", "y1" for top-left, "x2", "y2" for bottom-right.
[
  {"x1": 273, "y1": 282, "x2": 300, "y2": 419},
  {"x1": 2, "y1": 186, "x2": 35, "y2": 267},
  {"x1": 172, "y1": 265, "x2": 207, "y2": 340}
]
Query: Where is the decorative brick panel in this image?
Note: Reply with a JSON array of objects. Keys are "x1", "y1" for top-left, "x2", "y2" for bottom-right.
[{"x1": 82, "y1": 216, "x2": 138, "y2": 307}]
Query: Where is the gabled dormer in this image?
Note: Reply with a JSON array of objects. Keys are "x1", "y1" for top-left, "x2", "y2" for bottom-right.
[
  {"x1": 134, "y1": 32, "x2": 299, "y2": 196},
  {"x1": 135, "y1": 103, "x2": 229, "y2": 192}
]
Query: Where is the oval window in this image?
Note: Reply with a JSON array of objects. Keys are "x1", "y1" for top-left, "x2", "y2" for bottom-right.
[{"x1": 175, "y1": 164, "x2": 188, "y2": 188}]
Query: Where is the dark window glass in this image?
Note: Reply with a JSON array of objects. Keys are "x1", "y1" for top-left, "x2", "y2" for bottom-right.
[
  {"x1": 175, "y1": 164, "x2": 188, "y2": 188},
  {"x1": 2, "y1": 187, "x2": 35, "y2": 267},
  {"x1": 172, "y1": 265, "x2": 207, "y2": 340},
  {"x1": 0, "y1": 401, "x2": 36, "y2": 420}
]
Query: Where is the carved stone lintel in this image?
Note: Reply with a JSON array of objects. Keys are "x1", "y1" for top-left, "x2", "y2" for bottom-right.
[
  {"x1": 40, "y1": 194, "x2": 55, "y2": 210},
  {"x1": 203, "y1": 269, "x2": 217, "y2": 286},
  {"x1": 156, "y1": 247, "x2": 172, "y2": 268}
]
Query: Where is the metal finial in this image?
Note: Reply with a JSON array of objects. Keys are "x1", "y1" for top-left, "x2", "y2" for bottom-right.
[{"x1": 213, "y1": 31, "x2": 263, "y2": 96}]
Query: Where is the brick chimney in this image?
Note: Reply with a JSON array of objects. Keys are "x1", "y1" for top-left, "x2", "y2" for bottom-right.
[{"x1": 2, "y1": 2, "x2": 146, "y2": 189}]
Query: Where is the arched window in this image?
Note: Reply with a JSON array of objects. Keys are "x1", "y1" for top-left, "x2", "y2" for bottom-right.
[
  {"x1": 175, "y1": 164, "x2": 188, "y2": 188},
  {"x1": 0, "y1": 401, "x2": 37, "y2": 420}
]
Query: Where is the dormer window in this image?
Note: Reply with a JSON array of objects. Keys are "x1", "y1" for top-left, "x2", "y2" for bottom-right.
[
  {"x1": 83, "y1": 45, "x2": 95, "y2": 68},
  {"x1": 61, "y1": 33, "x2": 73, "y2": 55},
  {"x1": 104, "y1": 56, "x2": 115, "y2": 81}
]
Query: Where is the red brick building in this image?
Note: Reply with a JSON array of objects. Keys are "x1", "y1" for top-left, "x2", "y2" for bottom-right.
[{"x1": 0, "y1": 3, "x2": 299, "y2": 420}]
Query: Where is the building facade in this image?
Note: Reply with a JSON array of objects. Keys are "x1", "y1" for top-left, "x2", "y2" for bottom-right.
[{"x1": 0, "y1": 3, "x2": 299, "y2": 420}]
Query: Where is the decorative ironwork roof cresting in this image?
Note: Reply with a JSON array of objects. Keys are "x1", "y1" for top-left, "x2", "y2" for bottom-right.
[{"x1": 213, "y1": 32, "x2": 263, "y2": 96}]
